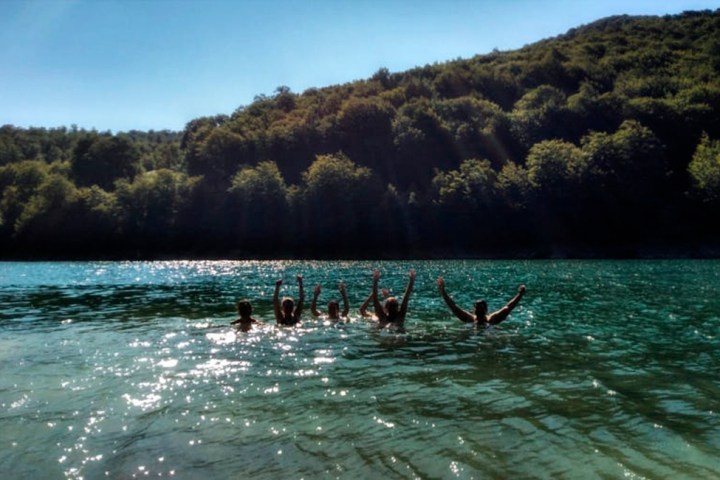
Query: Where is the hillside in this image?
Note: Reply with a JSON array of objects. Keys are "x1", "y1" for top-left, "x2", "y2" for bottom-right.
[{"x1": 1, "y1": 9, "x2": 719, "y2": 258}]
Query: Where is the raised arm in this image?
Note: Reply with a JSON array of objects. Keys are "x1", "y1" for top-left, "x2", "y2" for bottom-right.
[
  {"x1": 359, "y1": 287, "x2": 389, "y2": 317},
  {"x1": 310, "y1": 284, "x2": 322, "y2": 317},
  {"x1": 398, "y1": 269, "x2": 416, "y2": 318},
  {"x1": 339, "y1": 282, "x2": 350, "y2": 318},
  {"x1": 359, "y1": 291, "x2": 373, "y2": 317},
  {"x1": 437, "y1": 276, "x2": 475, "y2": 323},
  {"x1": 488, "y1": 285, "x2": 526, "y2": 325},
  {"x1": 273, "y1": 279, "x2": 283, "y2": 324},
  {"x1": 372, "y1": 269, "x2": 387, "y2": 322},
  {"x1": 294, "y1": 274, "x2": 305, "y2": 318}
]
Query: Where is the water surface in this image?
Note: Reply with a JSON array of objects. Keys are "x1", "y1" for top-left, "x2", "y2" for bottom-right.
[{"x1": 1, "y1": 260, "x2": 718, "y2": 479}]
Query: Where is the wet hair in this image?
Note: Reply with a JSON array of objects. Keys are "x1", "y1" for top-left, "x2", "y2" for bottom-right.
[
  {"x1": 385, "y1": 297, "x2": 399, "y2": 315},
  {"x1": 474, "y1": 300, "x2": 488, "y2": 316},
  {"x1": 328, "y1": 300, "x2": 340, "y2": 316},
  {"x1": 281, "y1": 297, "x2": 294, "y2": 312},
  {"x1": 237, "y1": 299, "x2": 252, "y2": 317}
]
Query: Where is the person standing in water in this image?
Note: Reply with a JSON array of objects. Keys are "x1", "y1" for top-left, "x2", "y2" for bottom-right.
[
  {"x1": 371, "y1": 269, "x2": 416, "y2": 329},
  {"x1": 358, "y1": 287, "x2": 390, "y2": 319},
  {"x1": 273, "y1": 274, "x2": 305, "y2": 326},
  {"x1": 437, "y1": 276, "x2": 526, "y2": 326},
  {"x1": 311, "y1": 281, "x2": 350, "y2": 321},
  {"x1": 230, "y1": 299, "x2": 260, "y2": 332}
]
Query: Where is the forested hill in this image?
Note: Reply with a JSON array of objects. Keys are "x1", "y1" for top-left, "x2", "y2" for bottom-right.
[{"x1": 2, "y1": 9, "x2": 720, "y2": 259}]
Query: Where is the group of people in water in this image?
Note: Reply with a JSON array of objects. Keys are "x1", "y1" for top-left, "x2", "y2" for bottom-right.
[{"x1": 231, "y1": 269, "x2": 526, "y2": 332}]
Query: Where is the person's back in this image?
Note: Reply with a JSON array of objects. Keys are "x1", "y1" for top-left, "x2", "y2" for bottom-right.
[
  {"x1": 273, "y1": 275, "x2": 305, "y2": 326},
  {"x1": 231, "y1": 299, "x2": 260, "y2": 331},
  {"x1": 438, "y1": 276, "x2": 525, "y2": 327},
  {"x1": 311, "y1": 282, "x2": 350, "y2": 321},
  {"x1": 359, "y1": 288, "x2": 390, "y2": 320},
  {"x1": 372, "y1": 269, "x2": 416, "y2": 328}
]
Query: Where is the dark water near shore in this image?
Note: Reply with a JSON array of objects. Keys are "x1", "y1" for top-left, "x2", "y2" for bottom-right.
[{"x1": 1, "y1": 260, "x2": 719, "y2": 479}]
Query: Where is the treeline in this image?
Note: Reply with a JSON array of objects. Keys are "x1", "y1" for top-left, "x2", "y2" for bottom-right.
[{"x1": 2, "y1": 10, "x2": 720, "y2": 259}]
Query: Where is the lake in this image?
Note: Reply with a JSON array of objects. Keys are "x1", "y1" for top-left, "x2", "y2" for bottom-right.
[{"x1": 1, "y1": 260, "x2": 719, "y2": 479}]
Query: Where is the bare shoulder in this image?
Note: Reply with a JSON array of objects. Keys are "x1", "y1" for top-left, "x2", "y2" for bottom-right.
[{"x1": 488, "y1": 307, "x2": 510, "y2": 324}]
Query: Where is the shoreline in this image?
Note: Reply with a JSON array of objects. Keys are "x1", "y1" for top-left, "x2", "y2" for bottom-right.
[{"x1": 2, "y1": 243, "x2": 719, "y2": 261}]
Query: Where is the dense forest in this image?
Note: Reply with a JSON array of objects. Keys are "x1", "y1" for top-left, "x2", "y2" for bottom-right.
[{"x1": 2, "y1": 10, "x2": 720, "y2": 259}]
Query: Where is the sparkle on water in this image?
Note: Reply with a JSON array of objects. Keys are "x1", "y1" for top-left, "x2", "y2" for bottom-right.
[{"x1": 0, "y1": 260, "x2": 718, "y2": 479}]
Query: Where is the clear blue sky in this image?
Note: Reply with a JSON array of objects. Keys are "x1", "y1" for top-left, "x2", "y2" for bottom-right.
[{"x1": 1, "y1": 0, "x2": 718, "y2": 132}]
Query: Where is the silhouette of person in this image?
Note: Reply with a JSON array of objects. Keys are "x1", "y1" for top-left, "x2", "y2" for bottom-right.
[
  {"x1": 359, "y1": 286, "x2": 390, "y2": 319},
  {"x1": 371, "y1": 269, "x2": 416, "y2": 329},
  {"x1": 230, "y1": 299, "x2": 260, "y2": 332},
  {"x1": 311, "y1": 281, "x2": 350, "y2": 321},
  {"x1": 273, "y1": 274, "x2": 305, "y2": 326},
  {"x1": 437, "y1": 276, "x2": 525, "y2": 326}
]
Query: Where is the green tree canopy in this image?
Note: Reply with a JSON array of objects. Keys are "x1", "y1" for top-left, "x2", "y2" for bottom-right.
[
  {"x1": 71, "y1": 134, "x2": 141, "y2": 190},
  {"x1": 689, "y1": 132, "x2": 720, "y2": 203},
  {"x1": 298, "y1": 152, "x2": 379, "y2": 251},
  {"x1": 115, "y1": 169, "x2": 200, "y2": 240},
  {"x1": 227, "y1": 161, "x2": 290, "y2": 248}
]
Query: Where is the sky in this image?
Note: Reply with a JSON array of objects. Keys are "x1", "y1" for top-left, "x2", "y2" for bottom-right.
[{"x1": 1, "y1": 0, "x2": 719, "y2": 133}]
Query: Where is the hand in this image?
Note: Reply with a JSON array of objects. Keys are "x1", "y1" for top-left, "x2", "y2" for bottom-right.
[
  {"x1": 373, "y1": 269, "x2": 380, "y2": 282},
  {"x1": 296, "y1": 274, "x2": 303, "y2": 284},
  {"x1": 437, "y1": 276, "x2": 445, "y2": 290},
  {"x1": 338, "y1": 282, "x2": 346, "y2": 293},
  {"x1": 409, "y1": 269, "x2": 416, "y2": 280},
  {"x1": 518, "y1": 285, "x2": 526, "y2": 294},
  {"x1": 314, "y1": 284, "x2": 321, "y2": 296},
  {"x1": 275, "y1": 279, "x2": 283, "y2": 287}
]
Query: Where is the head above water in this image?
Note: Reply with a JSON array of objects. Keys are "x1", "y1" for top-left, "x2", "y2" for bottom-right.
[
  {"x1": 281, "y1": 297, "x2": 294, "y2": 315},
  {"x1": 474, "y1": 300, "x2": 488, "y2": 318},
  {"x1": 384, "y1": 297, "x2": 399, "y2": 316},
  {"x1": 237, "y1": 299, "x2": 252, "y2": 318},
  {"x1": 328, "y1": 300, "x2": 340, "y2": 318}
]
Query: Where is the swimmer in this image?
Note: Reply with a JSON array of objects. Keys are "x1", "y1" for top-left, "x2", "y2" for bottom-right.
[
  {"x1": 437, "y1": 276, "x2": 526, "y2": 326},
  {"x1": 230, "y1": 299, "x2": 260, "y2": 332},
  {"x1": 359, "y1": 287, "x2": 390, "y2": 318},
  {"x1": 273, "y1": 274, "x2": 305, "y2": 326},
  {"x1": 371, "y1": 269, "x2": 416, "y2": 329},
  {"x1": 311, "y1": 281, "x2": 350, "y2": 321}
]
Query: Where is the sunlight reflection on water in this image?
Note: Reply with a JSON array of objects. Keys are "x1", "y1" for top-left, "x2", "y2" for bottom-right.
[{"x1": 0, "y1": 260, "x2": 719, "y2": 478}]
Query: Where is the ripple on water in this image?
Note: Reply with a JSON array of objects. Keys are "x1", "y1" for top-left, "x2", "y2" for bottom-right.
[{"x1": 1, "y1": 260, "x2": 720, "y2": 478}]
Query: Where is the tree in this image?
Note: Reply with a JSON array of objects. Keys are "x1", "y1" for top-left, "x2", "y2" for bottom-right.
[
  {"x1": 566, "y1": 82, "x2": 624, "y2": 138},
  {"x1": 0, "y1": 160, "x2": 50, "y2": 238},
  {"x1": 14, "y1": 174, "x2": 80, "y2": 246},
  {"x1": 0, "y1": 126, "x2": 23, "y2": 165},
  {"x1": 526, "y1": 139, "x2": 584, "y2": 198},
  {"x1": 298, "y1": 152, "x2": 379, "y2": 252},
  {"x1": 71, "y1": 134, "x2": 141, "y2": 190},
  {"x1": 510, "y1": 85, "x2": 569, "y2": 149},
  {"x1": 115, "y1": 169, "x2": 200, "y2": 245},
  {"x1": 431, "y1": 158, "x2": 502, "y2": 249},
  {"x1": 392, "y1": 99, "x2": 459, "y2": 190},
  {"x1": 524, "y1": 140, "x2": 585, "y2": 242},
  {"x1": 274, "y1": 85, "x2": 296, "y2": 112},
  {"x1": 73, "y1": 185, "x2": 121, "y2": 247},
  {"x1": 578, "y1": 120, "x2": 667, "y2": 240},
  {"x1": 187, "y1": 127, "x2": 249, "y2": 185},
  {"x1": 181, "y1": 115, "x2": 230, "y2": 179},
  {"x1": 336, "y1": 97, "x2": 395, "y2": 177},
  {"x1": 497, "y1": 161, "x2": 531, "y2": 212},
  {"x1": 432, "y1": 158, "x2": 498, "y2": 209},
  {"x1": 227, "y1": 161, "x2": 289, "y2": 249},
  {"x1": 434, "y1": 65, "x2": 472, "y2": 98},
  {"x1": 688, "y1": 132, "x2": 720, "y2": 203}
]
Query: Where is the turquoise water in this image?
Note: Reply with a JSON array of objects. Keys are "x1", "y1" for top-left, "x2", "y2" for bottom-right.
[{"x1": 1, "y1": 260, "x2": 719, "y2": 479}]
